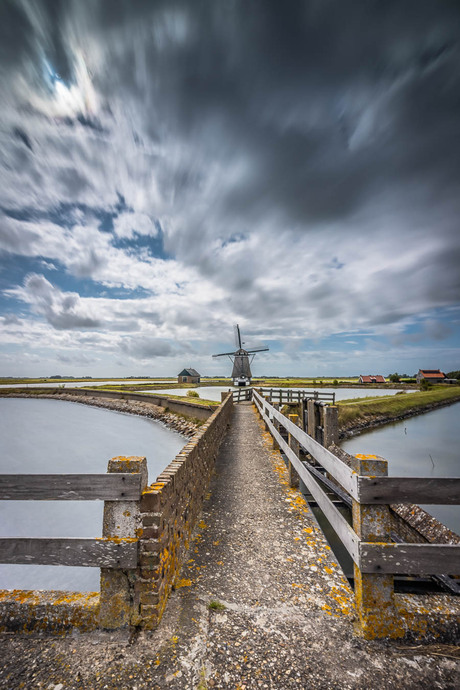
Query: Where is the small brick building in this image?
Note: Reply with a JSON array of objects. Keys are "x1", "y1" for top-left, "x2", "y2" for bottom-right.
[
  {"x1": 359, "y1": 375, "x2": 386, "y2": 384},
  {"x1": 177, "y1": 368, "x2": 201, "y2": 384},
  {"x1": 416, "y1": 369, "x2": 445, "y2": 384}
]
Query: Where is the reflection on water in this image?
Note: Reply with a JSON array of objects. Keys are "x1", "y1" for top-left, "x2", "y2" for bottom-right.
[
  {"x1": 0, "y1": 399, "x2": 185, "y2": 591},
  {"x1": 342, "y1": 403, "x2": 460, "y2": 534}
]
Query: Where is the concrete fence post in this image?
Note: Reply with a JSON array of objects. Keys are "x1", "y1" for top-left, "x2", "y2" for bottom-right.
[
  {"x1": 351, "y1": 454, "x2": 396, "y2": 639},
  {"x1": 323, "y1": 405, "x2": 339, "y2": 447},
  {"x1": 288, "y1": 414, "x2": 300, "y2": 488},
  {"x1": 99, "y1": 456, "x2": 148, "y2": 629}
]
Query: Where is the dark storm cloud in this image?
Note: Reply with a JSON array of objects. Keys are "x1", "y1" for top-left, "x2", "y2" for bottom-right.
[
  {"x1": 13, "y1": 127, "x2": 33, "y2": 151},
  {"x1": 0, "y1": 0, "x2": 460, "y2": 356}
]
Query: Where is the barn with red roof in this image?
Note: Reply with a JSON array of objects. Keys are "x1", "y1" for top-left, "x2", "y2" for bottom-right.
[
  {"x1": 359, "y1": 375, "x2": 386, "y2": 384},
  {"x1": 416, "y1": 369, "x2": 446, "y2": 384}
]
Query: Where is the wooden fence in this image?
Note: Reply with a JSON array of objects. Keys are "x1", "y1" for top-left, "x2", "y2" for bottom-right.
[
  {"x1": 0, "y1": 471, "x2": 142, "y2": 568},
  {"x1": 0, "y1": 457, "x2": 148, "y2": 629},
  {"x1": 0, "y1": 395, "x2": 234, "y2": 632},
  {"x1": 232, "y1": 387, "x2": 253, "y2": 403},
  {"x1": 252, "y1": 389, "x2": 460, "y2": 637},
  {"x1": 231, "y1": 387, "x2": 335, "y2": 407},
  {"x1": 257, "y1": 388, "x2": 335, "y2": 405}
]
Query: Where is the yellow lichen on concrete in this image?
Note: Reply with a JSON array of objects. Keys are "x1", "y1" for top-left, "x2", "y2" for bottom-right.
[{"x1": 0, "y1": 589, "x2": 100, "y2": 633}]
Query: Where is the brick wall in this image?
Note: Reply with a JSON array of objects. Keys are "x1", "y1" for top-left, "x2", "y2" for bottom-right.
[{"x1": 136, "y1": 393, "x2": 233, "y2": 627}]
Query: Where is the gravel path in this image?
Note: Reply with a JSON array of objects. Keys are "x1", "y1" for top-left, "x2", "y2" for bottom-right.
[{"x1": 1, "y1": 402, "x2": 459, "y2": 688}]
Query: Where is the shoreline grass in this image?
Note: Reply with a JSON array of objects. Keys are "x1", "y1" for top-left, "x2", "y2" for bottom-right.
[
  {"x1": 337, "y1": 386, "x2": 460, "y2": 430},
  {"x1": 0, "y1": 386, "x2": 219, "y2": 407}
]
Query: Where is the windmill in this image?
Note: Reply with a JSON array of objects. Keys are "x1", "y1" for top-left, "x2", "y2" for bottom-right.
[{"x1": 212, "y1": 324, "x2": 269, "y2": 386}]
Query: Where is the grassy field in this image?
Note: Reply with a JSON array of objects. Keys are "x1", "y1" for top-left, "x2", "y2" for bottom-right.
[
  {"x1": 337, "y1": 386, "x2": 460, "y2": 429},
  {"x1": 137, "y1": 391, "x2": 219, "y2": 407},
  {"x1": 2, "y1": 376, "x2": 418, "y2": 390},
  {"x1": 255, "y1": 378, "x2": 361, "y2": 387}
]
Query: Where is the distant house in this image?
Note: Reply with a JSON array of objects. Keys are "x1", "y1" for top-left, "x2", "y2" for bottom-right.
[
  {"x1": 177, "y1": 368, "x2": 200, "y2": 384},
  {"x1": 416, "y1": 369, "x2": 445, "y2": 384},
  {"x1": 359, "y1": 375, "x2": 386, "y2": 384}
]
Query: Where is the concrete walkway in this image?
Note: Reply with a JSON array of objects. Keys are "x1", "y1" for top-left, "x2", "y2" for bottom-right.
[{"x1": 1, "y1": 403, "x2": 460, "y2": 688}]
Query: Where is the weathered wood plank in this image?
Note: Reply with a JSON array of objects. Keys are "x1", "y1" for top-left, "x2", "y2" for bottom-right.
[
  {"x1": 0, "y1": 538, "x2": 138, "y2": 568},
  {"x1": 390, "y1": 532, "x2": 460, "y2": 595},
  {"x1": 0, "y1": 474, "x2": 142, "y2": 501},
  {"x1": 254, "y1": 390, "x2": 357, "y2": 498},
  {"x1": 305, "y1": 463, "x2": 353, "y2": 508},
  {"x1": 260, "y1": 406, "x2": 360, "y2": 564},
  {"x1": 359, "y1": 542, "x2": 460, "y2": 575},
  {"x1": 358, "y1": 476, "x2": 460, "y2": 505}
]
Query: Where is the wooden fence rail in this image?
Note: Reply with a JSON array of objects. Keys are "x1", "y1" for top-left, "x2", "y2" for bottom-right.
[
  {"x1": 258, "y1": 388, "x2": 335, "y2": 404},
  {"x1": 0, "y1": 473, "x2": 142, "y2": 501},
  {"x1": 252, "y1": 389, "x2": 460, "y2": 577},
  {"x1": 0, "y1": 464, "x2": 144, "y2": 570},
  {"x1": 0, "y1": 537, "x2": 137, "y2": 568}
]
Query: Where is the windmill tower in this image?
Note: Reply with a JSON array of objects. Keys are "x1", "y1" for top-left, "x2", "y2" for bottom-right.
[{"x1": 212, "y1": 324, "x2": 269, "y2": 386}]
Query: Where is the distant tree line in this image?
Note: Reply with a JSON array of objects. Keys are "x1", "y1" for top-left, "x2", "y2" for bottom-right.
[{"x1": 387, "y1": 372, "x2": 415, "y2": 383}]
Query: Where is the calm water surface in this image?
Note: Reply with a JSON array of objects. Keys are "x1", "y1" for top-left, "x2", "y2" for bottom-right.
[
  {"x1": 0, "y1": 398, "x2": 185, "y2": 591},
  {"x1": 0, "y1": 379, "x2": 176, "y2": 389},
  {"x1": 146, "y1": 386, "x2": 411, "y2": 402},
  {"x1": 342, "y1": 403, "x2": 460, "y2": 534}
]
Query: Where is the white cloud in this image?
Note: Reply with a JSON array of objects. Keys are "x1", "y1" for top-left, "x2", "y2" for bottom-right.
[
  {"x1": 113, "y1": 212, "x2": 158, "y2": 240},
  {"x1": 6, "y1": 274, "x2": 101, "y2": 330},
  {"x1": 0, "y1": 1, "x2": 459, "y2": 376}
]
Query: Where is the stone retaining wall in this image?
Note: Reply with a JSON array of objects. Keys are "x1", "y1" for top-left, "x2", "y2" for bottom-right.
[
  {"x1": 0, "y1": 387, "x2": 214, "y2": 421},
  {"x1": 137, "y1": 393, "x2": 233, "y2": 627}
]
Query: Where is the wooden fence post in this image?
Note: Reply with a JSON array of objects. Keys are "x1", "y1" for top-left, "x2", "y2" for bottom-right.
[
  {"x1": 300, "y1": 399, "x2": 307, "y2": 431},
  {"x1": 99, "y1": 456, "x2": 148, "y2": 629},
  {"x1": 351, "y1": 454, "x2": 396, "y2": 639},
  {"x1": 306, "y1": 399, "x2": 316, "y2": 438},
  {"x1": 288, "y1": 414, "x2": 300, "y2": 488},
  {"x1": 323, "y1": 405, "x2": 338, "y2": 447},
  {"x1": 271, "y1": 403, "x2": 280, "y2": 449}
]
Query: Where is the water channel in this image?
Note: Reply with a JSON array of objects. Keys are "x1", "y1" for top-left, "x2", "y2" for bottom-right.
[
  {"x1": 287, "y1": 400, "x2": 460, "y2": 589},
  {"x1": 143, "y1": 386, "x2": 412, "y2": 402},
  {"x1": 341, "y1": 403, "x2": 460, "y2": 535},
  {"x1": 0, "y1": 398, "x2": 185, "y2": 592}
]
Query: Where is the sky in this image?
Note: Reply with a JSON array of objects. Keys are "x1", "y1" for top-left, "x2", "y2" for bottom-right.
[{"x1": 1, "y1": 0, "x2": 460, "y2": 379}]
